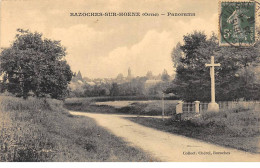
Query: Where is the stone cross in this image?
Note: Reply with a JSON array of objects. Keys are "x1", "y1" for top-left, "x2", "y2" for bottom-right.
[{"x1": 205, "y1": 56, "x2": 221, "y2": 112}]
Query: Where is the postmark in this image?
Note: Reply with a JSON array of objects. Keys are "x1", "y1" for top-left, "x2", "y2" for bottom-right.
[{"x1": 219, "y1": 1, "x2": 256, "y2": 46}]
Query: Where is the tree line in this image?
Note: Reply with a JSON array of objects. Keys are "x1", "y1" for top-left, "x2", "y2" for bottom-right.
[{"x1": 1, "y1": 29, "x2": 259, "y2": 101}]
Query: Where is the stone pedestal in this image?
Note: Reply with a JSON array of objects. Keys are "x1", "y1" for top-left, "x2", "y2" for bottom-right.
[
  {"x1": 207, "y1": 102, "x2": 219, "y2": 112},
  {"x1": 176, "y1": 101, "x2": 183, "y2": 114},
  {"x1": 194, "y1": 101, "x2": 200, "y2": 113}
]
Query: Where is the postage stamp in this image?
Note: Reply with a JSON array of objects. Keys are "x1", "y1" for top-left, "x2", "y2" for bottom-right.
[{"x1": 219, "y1": 1, "x2": 256, "y2": 46}]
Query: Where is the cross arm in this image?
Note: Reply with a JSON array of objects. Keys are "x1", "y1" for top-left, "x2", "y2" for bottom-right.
[{"x1": 205, "y1": 63, "x2": 221, "y2": 67}]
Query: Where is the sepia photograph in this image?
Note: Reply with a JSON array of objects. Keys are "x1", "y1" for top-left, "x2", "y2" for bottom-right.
[{"x1": 0, "y1": 0, "x2": 260, "y2": 165}]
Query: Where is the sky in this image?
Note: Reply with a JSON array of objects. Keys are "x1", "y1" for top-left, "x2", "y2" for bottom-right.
[{"x1": 0, "y1": 0, "x2": 219, "y2": 78}]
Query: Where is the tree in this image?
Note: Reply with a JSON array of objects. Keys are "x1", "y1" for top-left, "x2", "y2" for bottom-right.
[
  {"x1": 171, "y1": 31, "x2": 260, "y2": 101},
  {"x1": 161, "y1": 69, "x2": 170, "y2": 81},
  {"x1": 146, "y1": 71, "x2": 153, "y2": 80},
  {"x1": 215, "y1": 45, "x2": 260, "y2": 100},
  {"x1": 110, "y1": 83, "x2": 119, "y2": 96},
  {"x1": 171, "y1": 31, "x2": 210, "y2": 101},
  {"x1": 171, "y1": 42, "x2": 183, "y2": 69},
  {"x1": 0, "y1": 29, "x2": 73, "y2": 100}
]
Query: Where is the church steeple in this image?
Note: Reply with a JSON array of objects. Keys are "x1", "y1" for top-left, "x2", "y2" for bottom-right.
[
  {"x1": 127, "y1": 67, "x2": 132, "y2": 80},
  {"x1": 128, "y1": 68, "x2": 131, "y2": 77},
  {"x1": 76, "y1": 71, "x2": 83, "y2": 80}
]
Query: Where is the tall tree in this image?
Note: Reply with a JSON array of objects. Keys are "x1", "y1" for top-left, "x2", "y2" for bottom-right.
[
  {"x1": 0, "y1": 29, "x2": 73, "y2": 99},
  {"x1": 171, "y1": 42, "x2": 183, "y2": 70},
  {"x1": 146, "y1": 71, "x2": 154, "y2": 80},
  {"x1": 161, "y1": 69, "x2": 170, "y2": 81},
  {"x1": 171, "y1": 31, "x2": 260, "y2": 101},
  {"x1": 110, "y1": 83, "x2": 119, "y2": 96}
]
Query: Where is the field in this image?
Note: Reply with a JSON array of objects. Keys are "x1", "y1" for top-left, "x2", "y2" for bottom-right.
[
  {"x1": 64, "y1": 97, "x2": 178, "y2": 116},
  {"x1": 0, "y1": 96, "x2": 155, "y2": 162}
]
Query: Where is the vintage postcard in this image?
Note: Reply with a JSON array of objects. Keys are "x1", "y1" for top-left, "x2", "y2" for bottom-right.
[{"x1": 0, "y1": 0, "x2": 260, "y2": 164}]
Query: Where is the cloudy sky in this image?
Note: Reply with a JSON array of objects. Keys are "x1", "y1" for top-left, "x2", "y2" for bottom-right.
[{"x1": 0, "y1": 0, "x2": 218, "y2": 78}]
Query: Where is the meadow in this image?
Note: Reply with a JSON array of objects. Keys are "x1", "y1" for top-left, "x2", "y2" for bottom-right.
[
  {"x1": 64, "y1": 97, "x2": 178, "y2": 116},
  {"x1": 0, "y1": 96, "x2": 155, "y2": 162},
  {"x1": 126, "y1": 108, "x2": 260, "y2": 153}
]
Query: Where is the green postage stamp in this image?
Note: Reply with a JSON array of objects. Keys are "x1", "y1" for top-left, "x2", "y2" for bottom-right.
[{"x1": 219, "y1": 1, "x2": 256, "y2": 46}]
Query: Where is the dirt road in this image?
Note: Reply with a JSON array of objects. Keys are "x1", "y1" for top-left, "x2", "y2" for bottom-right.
[{"x1": 70, "y1": 111, "x2": 260, "y2": 162}]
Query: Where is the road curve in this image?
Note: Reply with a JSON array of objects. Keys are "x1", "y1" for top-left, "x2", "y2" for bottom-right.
[{"x1": 70, "y1": 111, "x2": 260, "y2": 162}]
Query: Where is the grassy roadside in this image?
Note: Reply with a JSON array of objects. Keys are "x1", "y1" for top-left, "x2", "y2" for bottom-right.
[
  {"x1": 64, "y1": 98, "x2": 178, "y2": 116},
  {"x1": 0, "y1": 96, "x2": 155, "y2": 162},
  {"x1": 125, "y1": 109, "x2": 260, "y2": 154}
]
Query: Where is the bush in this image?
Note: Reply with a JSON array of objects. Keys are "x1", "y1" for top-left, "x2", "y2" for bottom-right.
[
  {"x1": 0, "y1": 97, "x2": 58, "y2": 161},
  {"x1": 201, "y1": 111, "x2": 228, "y2": 120},
  {"x1": 188, "y1": 109, "x2": 260, "y2": 137}
]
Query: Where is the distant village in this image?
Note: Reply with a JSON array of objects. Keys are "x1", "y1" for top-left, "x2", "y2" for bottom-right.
[{"x1": 69, "y1": 68, "x2": 175, "y2": 97}]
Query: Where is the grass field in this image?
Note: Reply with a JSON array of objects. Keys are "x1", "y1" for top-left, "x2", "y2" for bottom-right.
[
  {"x1": 0, "y1": 96, "x2": 155, "y2": 162},
  {"x1": 125, "y1": 109, "x2": 260, "y2": 153},
  {"x1": 67, "y1": 95, "x2": 178, "y2": 102},
  {"x1": 64, "y1": 98, "x2": 178, "y2": 116}
]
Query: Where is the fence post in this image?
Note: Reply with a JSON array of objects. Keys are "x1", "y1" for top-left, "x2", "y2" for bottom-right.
[
  {"x1": 176, "y1": 101, "x2": 183, "y2": 114},
  {"x1": 162, "y1": 93, "x2": 165, "y2": 121},
  {"x1": 194, "y1": 101, "x2": 200, "y2": 113},
  {"x1": 176, "y1": 101, "x2": 183, "y2": 121}
]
